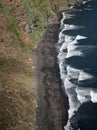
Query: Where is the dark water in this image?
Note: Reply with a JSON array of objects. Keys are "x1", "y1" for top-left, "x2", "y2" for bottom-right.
[{"x1": 56, "y1": 0, "x2": 97, "y2": 129}]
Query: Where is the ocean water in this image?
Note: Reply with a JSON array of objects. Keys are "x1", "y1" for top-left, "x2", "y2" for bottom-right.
[{"x1": 56, "y1": 0, "x2": 97, "y2": 130}]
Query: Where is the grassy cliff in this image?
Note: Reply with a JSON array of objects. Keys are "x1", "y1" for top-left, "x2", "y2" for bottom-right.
[{"x1": 0, "y1": 0, "x2": 75, "y2": 130}]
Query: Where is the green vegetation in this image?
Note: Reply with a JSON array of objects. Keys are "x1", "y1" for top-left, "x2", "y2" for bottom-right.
[
  {"x1": 23, "y1": 0, "x2": 76, "y2": 45},
  {"x1": 0, "y1": 0, "x2": 76, "y2": 48},
  {"x1": 0, "y1": 6, "x2": 11, "y2": 15},
  {"x1": 0, "y1": 6, "x2": 24, "y2": 49},
  {"x1": 23, "y1": 0, "x2": 50, "y2": 44}
]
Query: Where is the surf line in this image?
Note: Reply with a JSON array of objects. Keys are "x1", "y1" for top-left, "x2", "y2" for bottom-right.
[{"x1": 56, "y1": 1, "x2": 97, "y2": 129}]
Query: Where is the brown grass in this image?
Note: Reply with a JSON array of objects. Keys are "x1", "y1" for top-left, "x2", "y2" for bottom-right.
[{"x1": 0, "y1": 0, "x2": 76, "y2": 129}]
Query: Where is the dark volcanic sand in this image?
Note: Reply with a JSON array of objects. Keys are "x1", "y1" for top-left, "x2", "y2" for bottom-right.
[{"x1": 36, "y1": 21, "x2": 68, "y2": 130}]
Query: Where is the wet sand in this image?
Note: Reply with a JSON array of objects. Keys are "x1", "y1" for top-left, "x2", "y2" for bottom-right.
[{"x1": 36, "y1": 19, "x2": 69, "y2": 130}]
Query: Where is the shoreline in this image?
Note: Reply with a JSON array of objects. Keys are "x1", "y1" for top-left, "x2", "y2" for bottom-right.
[{"x1": 36, "y1": 13, "x2": 69, "y2": 130}]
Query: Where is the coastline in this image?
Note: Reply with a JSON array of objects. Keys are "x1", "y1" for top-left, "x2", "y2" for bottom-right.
[
  {"x1": 0, "y1": 1, "x2": 78, "y2": 130},
  {"x1": 36, "y1": 13, "x2": 69, "y2": 130}
]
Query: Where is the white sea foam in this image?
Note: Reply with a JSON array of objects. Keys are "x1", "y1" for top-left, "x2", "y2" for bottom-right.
[
  {"x1": 64, "y1": 77, "x2": 77, "y2": 89},
  {"x1": 90, "y1": 90, "x2": 97, "y2": 103},
  {"x1": 60, "y1": 12, "x2": 75, "y2": 29},
  {"x1": 58, "y1": 52, "x2": 67, "y2": 61},
  {"x1": 59, "y1": 43, "x2": 68, "y2": 52},
  {"x1": 59, "y1": 35, "x2": 75, "y2": 52},
  {"x1": 59, "y1": 63, "x2": 67, "y2": 81},
  {"x1": 64, "y1": 24, "x2": 82, "y2": 30},
  {"x1": 83, "y1": 1, "x2": 88, "y2": 4},
  {"x1": 57, "y1": 38, "x2": 64, "y2": 45},
  {"x1": 66, "y1": 35, "x2": 88, "y2": 58},
  {"x1": 76, "y1": 87, "x2": 91, "y2": 103},
  {"x1": 67, "y1": 66, "x2": 80, "y2": 81},
  {"x1": 67, "y1": 44, "x2": 83, "y2": 52},
  {"x1": 67, "y1": 35, "x2": 87, "y2": 51},
  {"x1": 65, "y1": 35, "x2": 75, "y2": 42},
  {"x1": 66, "y1": 51, "x2": 84, "y2": 58},
  {"x1": 62, "y1": 12, "x2": 74, "y2": 19},
  {"x1": 60, "y1": 12, "x2": 67, "y2": 29},
  {"x1": 59, "y1": 31, "x2": 65, "y2": 39},
  {"x1": 76, "y1": 35, "x2": 87, "y2": 40},
  {"x1": 78, "y1": 71, "x2": 94, "y2": 82}
]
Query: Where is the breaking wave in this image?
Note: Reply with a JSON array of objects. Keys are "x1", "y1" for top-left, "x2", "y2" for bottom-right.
[{"x1": 56, "y1": 0, "x2": 97, "y2": 129}]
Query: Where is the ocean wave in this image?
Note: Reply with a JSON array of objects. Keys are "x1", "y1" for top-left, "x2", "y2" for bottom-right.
[{"x1": 56, "y1": 0, "x2": 97, "y2": 129}]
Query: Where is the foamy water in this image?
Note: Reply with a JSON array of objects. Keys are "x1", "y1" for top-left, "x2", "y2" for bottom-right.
[{"x1": 56, "y1": 0, "x2": 97, "y2": 129}]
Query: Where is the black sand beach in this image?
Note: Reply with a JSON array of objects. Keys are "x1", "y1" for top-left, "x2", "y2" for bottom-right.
[{"x1": 36, "y1": 18, "x2": 69, "y2": 130}]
